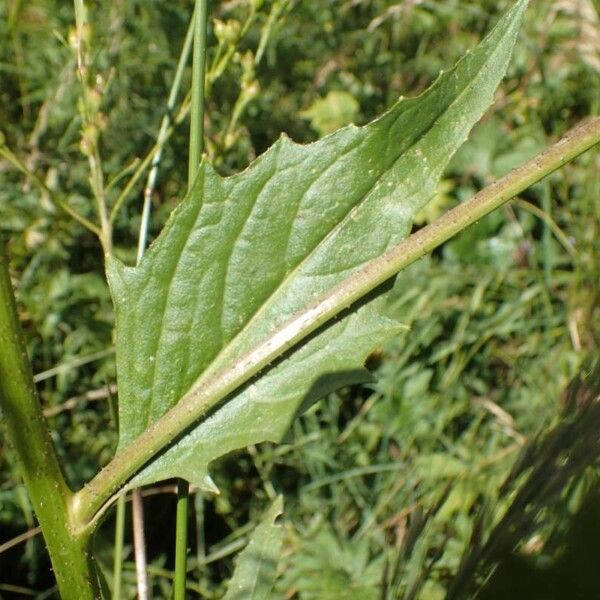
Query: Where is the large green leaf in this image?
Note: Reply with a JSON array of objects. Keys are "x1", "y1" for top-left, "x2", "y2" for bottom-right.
[
  {"x1": 222, "y1": 497, "x2": 283, "y2": 600},
  {"x1": 107, "y1": 1, "x2": 528, "y2": 488}
]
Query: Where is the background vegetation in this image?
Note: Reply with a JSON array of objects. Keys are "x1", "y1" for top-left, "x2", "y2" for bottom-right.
[{"x1": 0, "y1": 0, "x2": 599, "y2": 597}]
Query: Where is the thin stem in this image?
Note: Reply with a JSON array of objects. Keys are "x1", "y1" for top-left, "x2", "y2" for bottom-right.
[
  {"x1": 176, "y1": 2, "x2": 208, "y2": 597},
  {"x1": 109, "y1": 143, "x2": 159, "y2": 226},
  {"x1": 175, "y1": 484, "x2": 190, "y2": 599},
  {"x1": 33, "y1": 347, "x2": 115, "y2": 383},
  {"x1": 195, "y1": 492, "x2": 206, "y2": 564},
  {"x1": 109, "y1": 89, "x2": 192, "y2": 225},
  {"x1": 188, "y1": 0, "x2": 208, "y2": 185},
  {"x1": 513, "y1": 198, "x2": 576, "y2": 259},
  {"x1": 112, "y1": 494, "x2": 126, "y2": 599},
  {"x1": 122, "y1": 563, "x2": 215, "y2": 597},
  {"x1": 255, "y1": 0, "x2": 287, "y2": 66},
  {"x1": 106, "y1": 157, "x2": 141, "y2": 194},
  {"x1": 73, "y1": 0, "x2": 112, "y2": 254},
  {"x1": 132, "y1": 489, "x2": 149, "y2": 600},
  {"x1": 72, "y1": 116, "x2": 600, "y2": 528},
  {"x1": 88, "y1": 151, "x2": 112, "y2": 254},
  {"x1": 0, "y1": 243, "x2": 98, "y2": 598},
  {"x1": 541, "y1": 180, "x2": 554, "y2": 282},
  {"x1": 0, "y1": 146, "x2": 101, "y2": 236},
  {"x1": 0, "y1": 526, "x2": 42, "y2": 556},
  {"x1": 110, "y1": 16, "x2": 195, "y2": 230}
]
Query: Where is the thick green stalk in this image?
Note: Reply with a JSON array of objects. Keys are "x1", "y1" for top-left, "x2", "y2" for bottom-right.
[
  {"x1": 72, "y1": 117, "x2": 600, "y2": 528},
  {"x1": 0, "y1": 243, "x2": 98, "y2": 599},
  {"x1": 175, "y1": 2, "x2": 209, "y2": 597}
]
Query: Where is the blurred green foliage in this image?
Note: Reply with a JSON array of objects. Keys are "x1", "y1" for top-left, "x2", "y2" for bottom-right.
[{"x1": 1, "y1": 0, "x2": 599, "y2": 597}]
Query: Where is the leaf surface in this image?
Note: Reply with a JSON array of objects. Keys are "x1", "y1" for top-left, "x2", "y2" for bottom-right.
[
  {"x1": 107, "y1": 0, "x2": 528, "y2": 488},
  {"x1": 222, "y1": 497, "x2": 283, "y2": 600}
]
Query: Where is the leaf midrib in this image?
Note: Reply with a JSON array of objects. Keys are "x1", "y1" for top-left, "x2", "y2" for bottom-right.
[
  {"x1": 129, "y1": 7, "x2": 516, "y2": 436},
  {"x1": 182, "y1": 30, "x2": 507, "y2": 396}
]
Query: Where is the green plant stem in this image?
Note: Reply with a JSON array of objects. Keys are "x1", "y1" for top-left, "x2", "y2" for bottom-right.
[
  {"x1": 72, "y1": 116, "x2": 600, "y2": 528},
  {"x1": 109, "y1": 143, "x2": 159, "y2": 225},
  {"x1": 255, "y1": 0, "x2": 288, "y2": 66},
  {"x1": 112, "y1": 493, "x2": 126, "y2": 599},
  {"x1": 88, "y1": 150, "x2": 112, "y2": 255},
  {"x1": 109, "y1": 14, "x2": 195, "y2": 228},
  {"x1": 73, "y1": 0, "x2": 112, "y2": 255},
  {"x1": 513, "y1": 198, "x2": 575, "y2": 259},
  {"x1": 188, "y1": 0, "x2": 208, "y2": 184},
  {"x1": 0, "y1": 243, "x2": 98, "y2": 599},
  {"x1": 0, "y1": 145, "x2": 101, "y2": 236},
  {"x1": 175, "y1": 2, "x2": 208, "y2": 597},
  {"x1": 175, "y1": 482, "x2": 190, "y2": 599},
  {"x1": 541, "y1": 180, "x2": 554, "y2": 282}
]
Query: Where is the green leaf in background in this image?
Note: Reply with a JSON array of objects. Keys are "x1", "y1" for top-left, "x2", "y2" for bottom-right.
[
  {"x1": 279, "y1": 526, "x2": 383, "y2": 599},
  {"x1": 300, "y1": 90, "x2": 360, "y2": 136},
  {"x1": 222, "y1": 497, "x2": 283, "y2": 600},
  {"x1": 107, "y1": 0, "x2": 528, "y2": 489}
]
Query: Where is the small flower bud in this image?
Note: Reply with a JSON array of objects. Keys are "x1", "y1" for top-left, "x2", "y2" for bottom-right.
[{"x1": 214, "y1": 19, "x2": 241, "y2": 45}]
